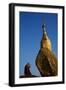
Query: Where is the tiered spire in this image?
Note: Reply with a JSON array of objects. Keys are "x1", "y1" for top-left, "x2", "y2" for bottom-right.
[{"x1": 41, "y1": 23, "x2": 52, "y2": 51}]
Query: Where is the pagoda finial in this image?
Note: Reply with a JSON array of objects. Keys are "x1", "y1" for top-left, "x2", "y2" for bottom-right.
[
  {"x1": 42, "y1": 23, "x2": 47, "y2": 35},
  {"x1": 42, "y1": 17, "x2": 47, "y2": 34}
]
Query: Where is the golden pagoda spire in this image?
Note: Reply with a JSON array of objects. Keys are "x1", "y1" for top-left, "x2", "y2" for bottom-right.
[{"x1": 41, "y1": 23, "x2": 52, "y2": 51}]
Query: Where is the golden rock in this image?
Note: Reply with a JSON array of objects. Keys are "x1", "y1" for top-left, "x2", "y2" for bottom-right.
[{"x1": 36, "y1": 24, "x2": 58, "y2": 76}]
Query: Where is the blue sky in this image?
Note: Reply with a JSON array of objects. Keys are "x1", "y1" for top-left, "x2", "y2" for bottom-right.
[{"x1": 19, "y1": 12, "x2": 58, "y2": 76}]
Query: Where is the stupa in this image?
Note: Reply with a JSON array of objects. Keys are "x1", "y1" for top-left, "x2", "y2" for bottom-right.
[{"x1": 36, "y1": 23, "x2": 58, "y2": 76}]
